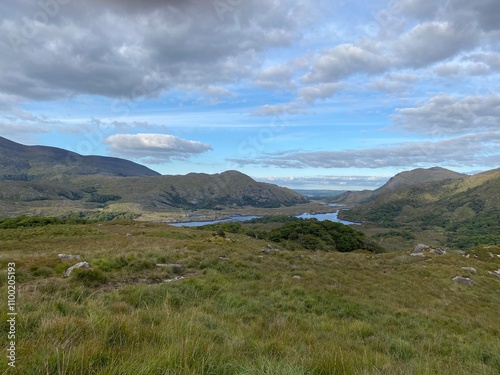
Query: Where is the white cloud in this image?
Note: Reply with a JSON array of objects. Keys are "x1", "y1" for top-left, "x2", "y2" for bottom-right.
[
  {"x1": 393, "y1": 94, "x2": 500, "y2": 135},
  {"x1": 230, "y1": 132, "x2": 500, "y2": 169},
  {"x1": 104, "y1": 133, "x2": 212, "y2": 163}
]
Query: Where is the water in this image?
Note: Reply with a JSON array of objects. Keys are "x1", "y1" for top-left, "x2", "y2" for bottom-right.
[
  {"x1": 169, "y1": 211, "x2": 358, "y2": 227},
  {"x1": 296, "y1": 211, "x2": 359, "y2": 225},
  {"x1": 169, "y1": 215, "x2": 260, "y2": 227}
]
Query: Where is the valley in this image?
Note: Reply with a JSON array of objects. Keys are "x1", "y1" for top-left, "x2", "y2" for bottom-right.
[{"x1": 1, "y1": 137, "x2": 499, "y2": 374}]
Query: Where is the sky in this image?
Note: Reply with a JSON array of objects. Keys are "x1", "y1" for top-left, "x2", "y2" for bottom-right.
[{"x1": 1, "y1": 0, "x2": 499, "y2": 190}]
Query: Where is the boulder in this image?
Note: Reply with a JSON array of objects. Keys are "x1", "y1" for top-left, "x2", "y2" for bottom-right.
[
  {"x1": 452, "y1": 276, "x2": 473, "y2": 285},
  {"x1": 58, "y1": 254, "x2": 81, "y2": 260},
  {"x1": 292, "y1": 275, "x2": 302, "y2": 280},
  {"x1": 412, "y1": 244, "x2": 429, "y2": 254},
  {"x1": 461, "y1": 267, "x2": 477, "y2": 274},
  {"x1": 156, "y1": 263, "x2": 183, "y2": 268},
  {"x1": 412, "y1": 244, "x2": 446, "y2": 256},
  {"x1": 488, "y1": 269, "x2": 500, "y2": 278},
  {"x1": 429, "y1": 248, "x2": 446, "y2": 255},
  {"x1": 64, "y1": 261, "x2": 91, "y2": 277}
]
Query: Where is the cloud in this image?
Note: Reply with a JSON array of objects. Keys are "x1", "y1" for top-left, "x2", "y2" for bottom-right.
[
  {"x1": 396, "y1": 22, "x2": 477, "y2": 68},
  {"x1": 0, "y1": 0, "x2": 317, "y2": 105},
  {"x1": 393, "y1": 94, "x2": 500, "y2": 135},
  {"x1": 256, "y1": 175, "x2": 389, "y2": 189},
  {"x1": 298, "y1": 83, "x2": 343, "y2": 103},
  {"x1": 251, "y1": 103, "x2": 305, "y2": 116},
  {"x1": 301, "y1": 43, "x2": 390, "y2": 84},
  {"x1": 104, "y1": 133, "x2": 212, "y2": 163},
  {"x1": 229, "y1": 132, "x2": 500, "y2": 169}
]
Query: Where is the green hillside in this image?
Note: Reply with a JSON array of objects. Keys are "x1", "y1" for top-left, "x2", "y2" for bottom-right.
[
  {"x1": 1, "y1": 219, "x2": 499, "y2": 374},
  {"x1": 341, "y1": 169, "x2": 500, "y2": 248},
  {"x1": 0, "y1": 136, "x2": 160, "y2": 180},
  {"x1": 332, "y1": 167, "x2": 465, "y2": 205},
  {"x1": 0, "y1": 137, "x2": 308, "y2": 216}
]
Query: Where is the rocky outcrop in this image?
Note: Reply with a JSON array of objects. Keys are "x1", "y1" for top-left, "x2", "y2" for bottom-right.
[
  {"x1": 64, "y1": 261, "x2": 91, "y2": 277},
  {"x1": 58, "y1": 254, "x2": 81, "y2": 260},
  {"x1": 452, "y1": 276, "x2": 473, "y2": 285},
  {"x1": 411, "y1": 244, "x2": 446, "y2": 257}
]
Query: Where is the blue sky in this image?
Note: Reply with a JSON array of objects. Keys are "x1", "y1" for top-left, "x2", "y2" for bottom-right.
[{"x1": 1, "y1": 0, "x2": 499, "y2": 190}]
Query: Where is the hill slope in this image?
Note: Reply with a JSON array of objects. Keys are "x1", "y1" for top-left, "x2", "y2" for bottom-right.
[
  {"x1": 341, "y1": 168, "x2": 500, "y2": 248},
  {"x1": 0, "y1": 136, "x2": 161, "y2": 180},
  {"x1": 72, "y1": 170, "x2": 308, "y2": 210},
  {"x1": 333, "y1": 167, "x2": 465, "y2": 204}
]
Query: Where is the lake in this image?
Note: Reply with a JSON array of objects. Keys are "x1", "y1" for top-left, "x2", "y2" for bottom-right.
[{"x1": 170, "y1": 211, "x2": 358, "y2": 227}]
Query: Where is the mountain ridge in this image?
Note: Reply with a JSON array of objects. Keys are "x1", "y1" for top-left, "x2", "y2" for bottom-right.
[
  {"x1": 0, "y1": 136, "x2": 161, "y2": 180},
  {"x1": 0, "y1": 137, "x2": 308, "y2": 216}
]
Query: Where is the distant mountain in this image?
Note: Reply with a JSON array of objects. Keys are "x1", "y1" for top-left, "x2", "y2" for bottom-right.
[
  {"x1": 0, "y1": 136, "x2": 160, "y2": 180},
  {"x1": 70, "y1": 170, "x2": 308, "y2": 210},
  {"x1": 0, "y1": 137, "x2": 307, "y2": 215},
  {"x1": 340, "y1": 168, "x2": 500, "y2": 248},
  {"x1": 332, "y1": 167, "x2": 465, "y2": 204}
]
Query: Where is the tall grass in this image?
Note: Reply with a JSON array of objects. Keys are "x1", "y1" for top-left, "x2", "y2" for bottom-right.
[{"x1": 0, "y1": 222, "x2": 499, "y2": 374}]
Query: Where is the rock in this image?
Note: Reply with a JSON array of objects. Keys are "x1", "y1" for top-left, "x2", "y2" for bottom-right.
[
  {"x1": 58, "y1": 254, "x2": 81, "y2": 260},
  {"x1": 64, "y1": 261, "x2": 91, "y2": 277},
  {"x1": 465, "y1": 254, "x2": 470, "y2": 258},
  {"x1": 412, "y1": 244, "x2": 429, "y2": 254},
  {"x1": 410, "y1": 252, "x2": 425, "y2": 257},
  {"x1": 488, "y1": 269, "x2": 500, "y2": 278},
  {"x1": 219, "y1": 256, "x2": 229, "y2": 260},
  {"x1": 429, "y1": 248, "x2": 446, "y2": 255},
  {"x1": 163, "y1": 276, "x2": 185, "y2": 283},
  {"x1": 461, "y1": 267, "x2": 477, "y2": 274},
  {"x1": 126, "y1": 233, "x2": 133, "y2": 237},
  {"x1": 412, "y1": 244, "x2": 446, "y2": 256},
  {"x1": 292, "y1": 275, "x2": 302, "y2": 280},
  {"x1": 156, "y1": 263, "x2": 183, "y2": 268},
  {"x1": 452, "y1": 276, "x2": 473, "y2": 285}
]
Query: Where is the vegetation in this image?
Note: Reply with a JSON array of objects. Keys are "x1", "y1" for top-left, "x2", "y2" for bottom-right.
[
  {"x1": 341, "y1": 169, "x2": 500, "y2": 249},
  {"x1": 196, "y1": 217, "x2": 383, "y2": 253},
  {"x1": 1, "y1": 220, "x2": 499, "y2": 374}
]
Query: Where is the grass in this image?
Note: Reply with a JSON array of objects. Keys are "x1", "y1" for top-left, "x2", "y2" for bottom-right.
[{"x1": 1, "y1": 221, "x2": 499, "y2": 374}]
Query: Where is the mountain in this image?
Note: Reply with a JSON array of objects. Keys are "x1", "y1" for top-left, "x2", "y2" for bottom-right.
[
  {"x1": 0, "y1": 137, "x2": 307, "y2": 216},
  {"x1": 0, "y1": 136, "x2": 160, "y2": 180},
  {"x1": 70, "y1": 170, "x2": 308, "y2": 210},
  {"x1": 332, "y1": 167, "x2": 466, "y2": 204},
  {"x1": 340, "y1": 168, "x2": 500, "y2": 248}
]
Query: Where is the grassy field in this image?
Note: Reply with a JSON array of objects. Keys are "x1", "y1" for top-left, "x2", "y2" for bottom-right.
[{"x1": 1, "y1": 221, "x2": 499, "y2": 374}]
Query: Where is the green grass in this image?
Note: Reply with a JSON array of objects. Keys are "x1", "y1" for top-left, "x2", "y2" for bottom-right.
[{"x1": 1, "y1": 221, "x2": 499, "y2": 374}]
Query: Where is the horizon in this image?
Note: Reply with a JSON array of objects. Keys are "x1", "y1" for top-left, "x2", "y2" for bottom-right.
[{"x1": 1, "y1": 1, "x2": 499, "y2": 190}]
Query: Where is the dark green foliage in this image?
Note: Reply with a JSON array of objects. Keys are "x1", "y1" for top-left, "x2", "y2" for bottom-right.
[
  {"x1": 244, "y1": 215, "x2": 301, "y2": 224},
  {"x1": 374, "y1": 230, "x2": 415, "y2": 241},
  {"x1": 197, "y1": 222, "x2": 244, "y2": 234},
  {"x1": 267, "y1": 219, "x2": 383, "y2": 253},
  {"x1": 87, "y1": 193, "x2": 121, "y2": 203}
]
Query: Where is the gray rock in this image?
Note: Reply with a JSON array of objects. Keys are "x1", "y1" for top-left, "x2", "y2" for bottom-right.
[
  {"x1": 156, "y1": 263, "x2": 183, "y2": 268},
  {"x1": 412, "y1": 244, "x2": 430, "y2": 254},
  {"x1": 58, "y1": 254, "x2": 81, "y2": 260},
  {"x1": 410, "y1": 252, "x2": 425, "y2": 257},
  {"x1": 163, "y1": 276, "x2": 185, "y2": 283},
  {"x1": 429, "y1": 248, "x2": 446, "y2": 255},
  {"x1": 452, "y1": 276, "x2": 474, "y2": 285},
  {"x1": 292, "y1": 275, "x2": 302, "y2": 280},
  {"x1": 461, "y1": 267, "x2": 477, "y2": 274},
  {"x1": 64, "y1": 261, "x2": 90, "y2": 277},
  {"x1": 488, "y1": 269, "x2": 500, "y2": 278},
  {"x1": 126, "y1": 233, "x2": 133, "y2": 237}
]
